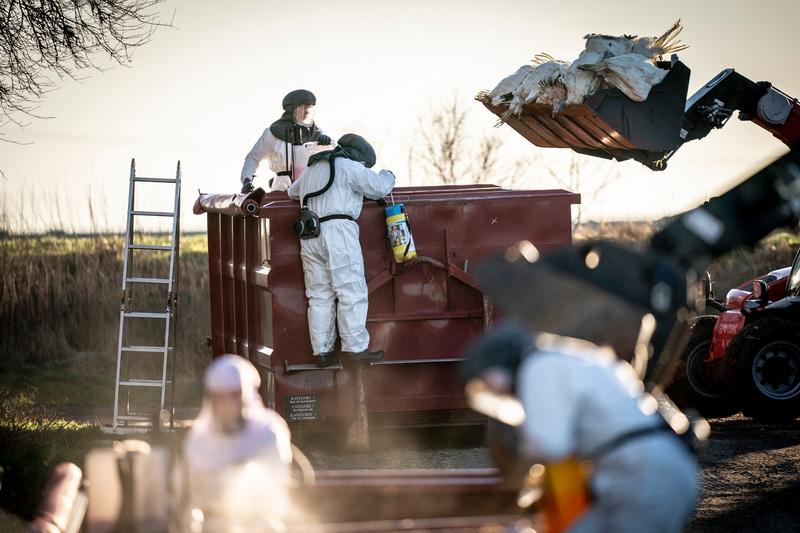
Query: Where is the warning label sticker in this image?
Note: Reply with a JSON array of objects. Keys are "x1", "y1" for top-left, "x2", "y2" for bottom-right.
[{"x1": 286, "y1": 395, "x2": 319, "y2": 421}]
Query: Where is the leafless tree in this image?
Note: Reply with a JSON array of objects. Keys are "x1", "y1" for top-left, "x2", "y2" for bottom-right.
[
  {"x1": 416, "y1": 96, "x2": 505, "y2": 185},
  {"x1": 0, "y1": 0, "x2": 167, "y2": 138},
  {"x1": 540, "y1": 152, "x2": 622, "y2": 230}
]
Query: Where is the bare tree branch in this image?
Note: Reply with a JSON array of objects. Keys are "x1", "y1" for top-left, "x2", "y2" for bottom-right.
[
  {"x1": 0, "y1": 0, "x2": 166, "y2": 137},
  {"x1": 417, "y1": 95, "x2": 514, "y2": 186}
]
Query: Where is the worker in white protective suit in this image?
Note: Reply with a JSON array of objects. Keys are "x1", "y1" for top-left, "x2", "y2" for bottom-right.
[
  {"x1": 240, "y1": 89, "x2": 333, "y2": 193},
  {"x1": 184, "y1": 354, "x2": 293, "y2": 533},
  {"x1": 287, "y1": 134, "x2": 395, "y2": 368},
  {"x1": 461, "y1": 243, "x2": 699, "y2": 533}
]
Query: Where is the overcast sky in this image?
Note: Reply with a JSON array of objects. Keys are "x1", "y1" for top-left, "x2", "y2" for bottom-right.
[{"x1": 0, "y1": 0, "x2": 797, "y2": 232}]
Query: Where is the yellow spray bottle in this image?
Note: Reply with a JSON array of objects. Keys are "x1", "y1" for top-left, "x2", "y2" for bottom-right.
[{"x1": 384, "y1": 204, "x2": 417, "y2": 263}]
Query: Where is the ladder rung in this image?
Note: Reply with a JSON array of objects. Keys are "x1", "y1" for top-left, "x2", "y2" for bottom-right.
[
  {"x1": 123, "y1": 312, "x2": 170, "y2": 319},
  {"x1": 130, "y1": 211, "x2": 174, "y2": 217},
  {"x1": 116, "y1": 415, "x2": 154, "y2": 422},
  {"x1": 120, "y1": 379, "x2": 170, "y2": 387},
  {"x1": 133, "y1": 177, "x2": 177, "y2": 183},
  {"x1": 129, "y1": 244, "x2": 172, "y2": 251},
  {"x1": 121, "y1": 345, "x2": 169, "y2": 353},
  {"x1": 127, "y1": 277, "x2": 170, "y2": 284}
]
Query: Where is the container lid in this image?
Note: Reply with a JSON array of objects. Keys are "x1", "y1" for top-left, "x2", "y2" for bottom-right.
[{"x1": 384, "y1": 204, "x2": 403, "y2": 217}]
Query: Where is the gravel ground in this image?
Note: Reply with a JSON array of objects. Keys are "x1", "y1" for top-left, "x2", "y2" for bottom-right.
[
  {"x1": 302, "y1": 415, "x2": 800, "y2": 532},
  {"x1": 688, "y1": 414, "x2": 800, "y2": 532}
]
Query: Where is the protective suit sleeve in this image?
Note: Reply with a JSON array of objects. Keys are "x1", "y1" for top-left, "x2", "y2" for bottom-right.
[
  {"x1": 352, "y1": 168, "x2": 395, "y2": 199},
  {"x1": 286, "y1": 176, "x2": 301, "y2": 200},
  {"x1": 517, "y1": 353, "x2": 578, "y2": 462},
  {"x1": 240, "y1": 129, "x2": 272, "y2": 183}
]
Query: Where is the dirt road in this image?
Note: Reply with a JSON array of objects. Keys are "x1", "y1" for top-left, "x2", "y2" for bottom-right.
[{"x1": 688, "y1": 414, "x2": 800, "y2": 532}]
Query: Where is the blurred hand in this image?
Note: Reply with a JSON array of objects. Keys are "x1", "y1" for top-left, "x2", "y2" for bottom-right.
[
  {"x1": 271, "y1": 175, "x2": 292, "y2": 192},
  {"x1": 317, "y1": 134, "x2": 332, "y2": 145},
  {"x1": 241, "y1": 178, "x2": 254, "y2": 194}
]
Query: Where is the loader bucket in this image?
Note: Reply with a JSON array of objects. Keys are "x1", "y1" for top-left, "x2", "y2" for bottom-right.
[{"x1": 483, "y1": 60, "x2": 691, "y2": 169}]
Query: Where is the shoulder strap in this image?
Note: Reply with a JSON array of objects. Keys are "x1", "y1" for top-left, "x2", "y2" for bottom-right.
[{"x1": 301, "y1": 153, "x2": 339, "y2": 208}]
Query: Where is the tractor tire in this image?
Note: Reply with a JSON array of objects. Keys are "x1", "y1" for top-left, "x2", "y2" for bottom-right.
[
  {"x1": 733, "y1": 318, "x2": 800, "y2": 422},
  {"x1": 668, "y1": 315, "x2": 738, "y2": 418}
]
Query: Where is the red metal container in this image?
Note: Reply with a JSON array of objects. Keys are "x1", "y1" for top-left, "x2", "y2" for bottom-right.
[{"x1": 203, "y1": 184, "x2": 579, "y2": 434}]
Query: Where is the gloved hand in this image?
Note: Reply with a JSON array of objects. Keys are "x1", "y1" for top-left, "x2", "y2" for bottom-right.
[
  {"x1": 317, "y1": 134, "x2": 332, "y2": 145},
  {"x1": 241, "y1": 178, "x2": 254, "y2": 194}
]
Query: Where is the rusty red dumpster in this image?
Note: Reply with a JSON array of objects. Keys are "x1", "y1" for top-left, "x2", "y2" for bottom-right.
[{"x1": 200, "y1": 184, "x2": 579, "y2": 437}]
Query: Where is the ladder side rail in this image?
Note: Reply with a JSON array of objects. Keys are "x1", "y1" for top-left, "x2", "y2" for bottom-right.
[
  {"x1": 160, "y1": 161, "x2": 181, "y2": 417},
  {"x1": 168, "y1": 162, "x2": 182, "y2": 428},
  {"x1": 113, "y1": 159, "x2": 138, "y2": 428}
]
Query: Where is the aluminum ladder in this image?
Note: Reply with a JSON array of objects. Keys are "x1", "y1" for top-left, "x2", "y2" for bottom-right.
[{"x1": 112, "y1": 159, "x2": 181, "y2": 430}]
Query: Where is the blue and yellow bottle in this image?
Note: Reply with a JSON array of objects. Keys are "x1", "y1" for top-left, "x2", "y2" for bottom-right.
[{"x1": 384, "y1": 204, "x2": 417, "y2": 263}]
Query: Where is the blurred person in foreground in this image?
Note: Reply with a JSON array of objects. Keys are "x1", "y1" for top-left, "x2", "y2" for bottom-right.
[
  {"x1": 184, "y1": 354, "x2": 292, "y2": 533},
  {"x1": 462, "y1": 242, "x2": 698, "y2": 533}
]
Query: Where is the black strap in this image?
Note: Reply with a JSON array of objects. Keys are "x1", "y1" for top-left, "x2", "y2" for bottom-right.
[
  {"x1": 589, "y1": 422, "x2": 674, "y2": 460},
  {"x1": 276, "y1": 170, "x2": 292, "y2": 177},
  {"x1": 301, "y1": 152, "x2": 340, "y2": 208},
  {"x1": 320, "y1": 214, "x2": 354, "y2": 223},
  {"x1": 285, "y1": 127, "x2": 292, "y2": 177}
]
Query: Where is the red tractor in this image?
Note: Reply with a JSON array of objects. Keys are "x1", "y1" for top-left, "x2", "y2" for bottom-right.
[
  {"x1": 670, "y1": 265, "x2": 791, "y2": 417},
  {"x1": 724, "y1": 249, "x2": 800, "y2": 420}
]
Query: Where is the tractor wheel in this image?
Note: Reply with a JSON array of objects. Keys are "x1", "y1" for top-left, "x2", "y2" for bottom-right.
[
  {"x1": 734, "y1": 318, "x2": 800, "y2": 422},
  {"x1": 668, "y1": 316, "x2": 738, "y2": 418}
]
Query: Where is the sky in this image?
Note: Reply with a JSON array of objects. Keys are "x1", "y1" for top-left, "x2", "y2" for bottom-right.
[{"x1": 0, "y1": 0, "x2": 798, "y2": 233}]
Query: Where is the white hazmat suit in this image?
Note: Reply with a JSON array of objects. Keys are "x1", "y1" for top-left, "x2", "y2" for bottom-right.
[
  {"x1": 184, "y1": 354, "x2": 293, "y2": 532},
  {"x1": 518, "y1": 337, "x2": 697, "y2": 533},
  {"x1": 287, "y1": 156, "x2": 395, "y2": 357},
  {"x1": 241, "y1": 130, "x2": 330, "y2": 192}
]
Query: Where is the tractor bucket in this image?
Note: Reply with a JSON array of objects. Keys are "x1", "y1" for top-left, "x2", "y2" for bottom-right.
[{"x1": 483, "y1": 60, "x2": 691, "y2": 169}]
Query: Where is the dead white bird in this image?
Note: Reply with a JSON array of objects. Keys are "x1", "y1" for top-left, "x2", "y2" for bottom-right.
[
  {"x1": 489, "y1": 65, "x2": 535, "y2": 106},
  {"x1": 583, "y1": 33, "x2": 634, "y2": 57},
  {"x1": 507, "y1": 60, "x2": 568, "y2": 117},
  {"x1": 630, "y1": 19, "x2": 689, "y2": 61},
  {"x1": 505, "y1": 63, "x2": 567, "y2": 118},
  {"x1": 581, "y1": 54, "x2": 667, "y2": 101},
  {"x1": 563, "y1": 50, "x2": 604, "y2": 105},
  {"x1": 536, "y1": 77, "x2": 569, "y2": 114}
]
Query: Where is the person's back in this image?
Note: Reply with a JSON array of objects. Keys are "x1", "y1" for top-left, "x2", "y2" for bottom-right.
[
  {"x1": 287, "y1": 134, "x2": 395, "y2": 367},
  {"x1": 518, "y1": 339, "x2": 697, "y2": 533},
  {"x1": 291, "y1": 157, "x2": 390, "y2": 220}
]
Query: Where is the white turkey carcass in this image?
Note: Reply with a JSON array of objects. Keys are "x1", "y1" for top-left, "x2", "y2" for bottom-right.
[
  {"x1": 489, "y1": 65, "x2": 535, "y2": 106},
  {"x1": 630, "y1": 19, "x2": 688, "y2": 61},
  {"x1": 583, "y1": 33, "x2": 634, "y2": 57},
  {"x1": 506, "y1": 59, "x2": 568, "y2": 117},
  {"x1": 580, "y1": 54, "x2": 667, "y2": 102},
  {"x1": 536, "y1": 77, "x2": 569, "y2": 114},
  {"x1": 563, "y1": 50, "x2": 605, "y2": 105}
]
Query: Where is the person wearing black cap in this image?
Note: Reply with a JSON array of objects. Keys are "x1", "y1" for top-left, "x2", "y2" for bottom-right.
[
  {"x1": 288, "y1": 134, "x2": 395, "y2": 368},
  {"x1": 462, "y1": 241, "x2": 698, "y2": 533},
  {"x1": 240, "y1": 89, "x2": 333, "y2": 193}
]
